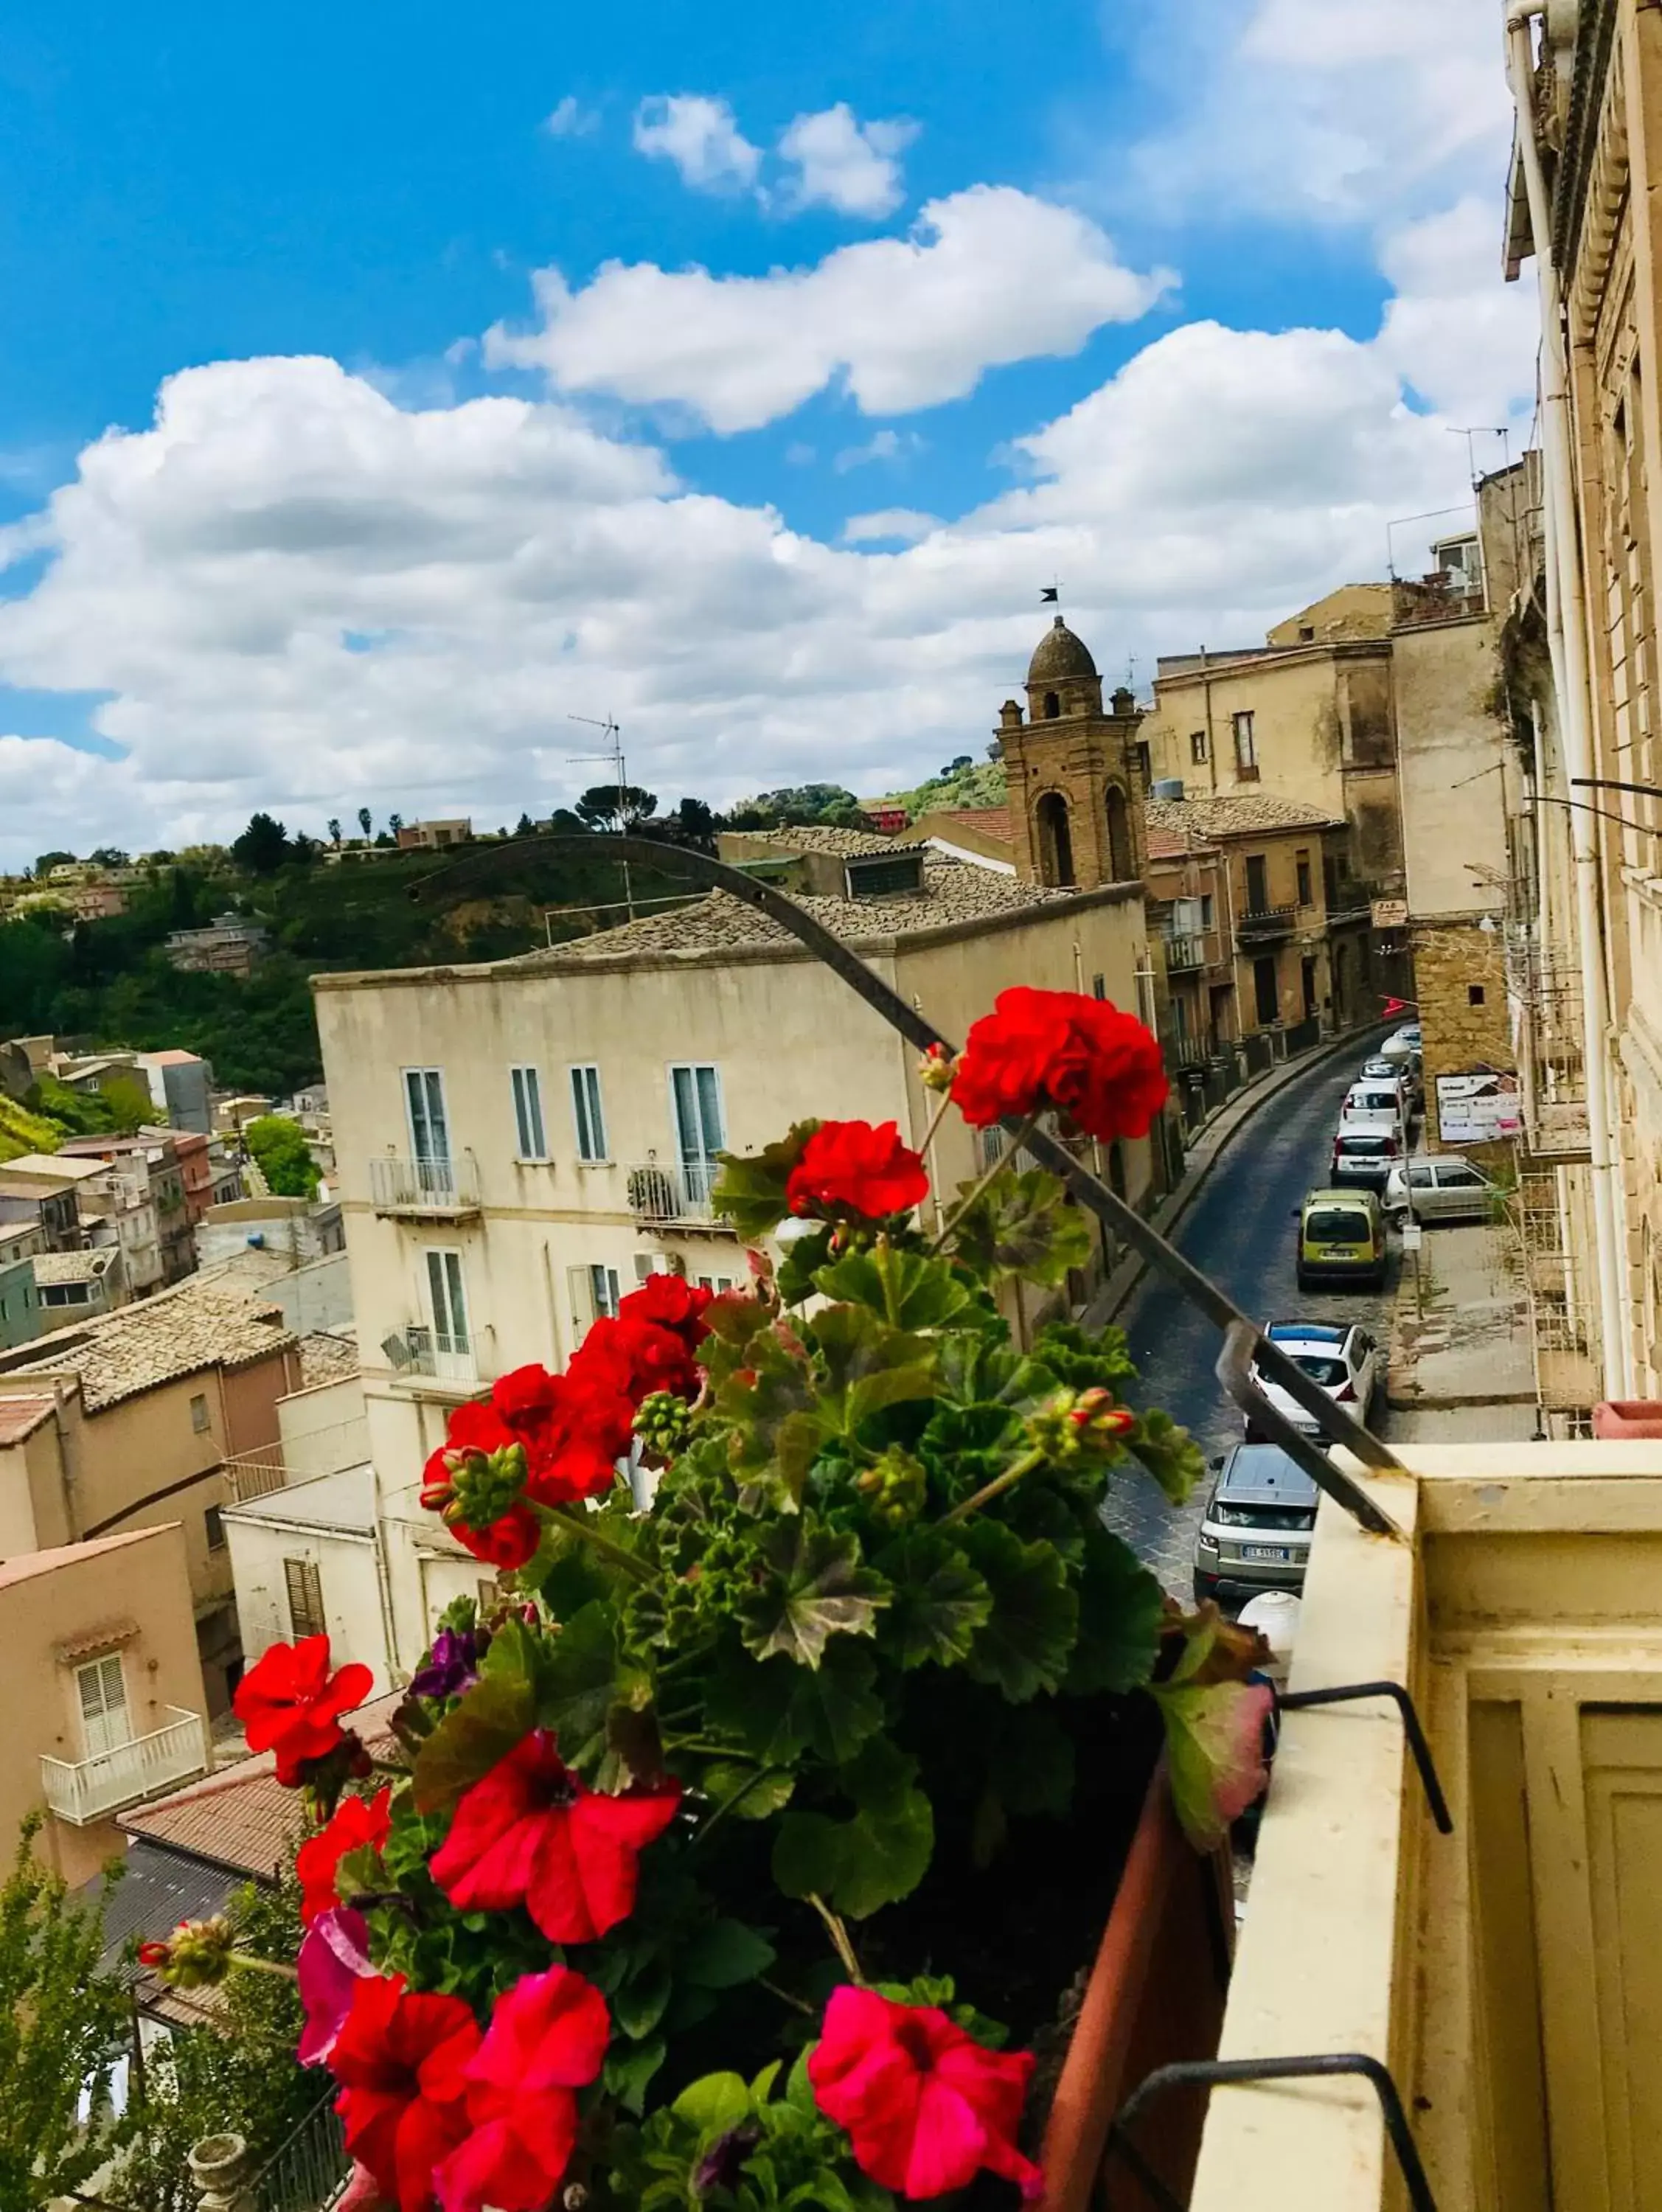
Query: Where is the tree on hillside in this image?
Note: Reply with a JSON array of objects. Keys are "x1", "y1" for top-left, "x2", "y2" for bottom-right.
[
  {"x1": 513, "y1": 812, "x2": 536, "y2": 837},
  {"x1": 243, "y1": 1114, "x2": 320, "y2": 1198},
  {"x1": 635, "y1": 796, "x2": 717, "y2": 849},
  {"x1": 357, "y1": 807, "x2": 372, "y2": 839},
  {"x1": 725, "y1": 783, "x2": 864, "y2": 830},
  {"x1": 327, "y1": 818, "x2": 341, "y2": 846},
  {"x1": 91, "y1": 846, "x2": 131, "y2": 867},
  {"x1": 0, "y1": 1818, "x2": 131, "y2": 2206},
  {"x1": 575, "y1": 784, "x2": 658, "y2": 832},
  {"x1": 231, "y1": 813, "x2": 292, "y2": 876},
  {"x1": 387, "y1": 812, "x2": 404, "y2": 837},
  {"x1": 32, "y1": 850, "x2": 75, "y2": 880}
]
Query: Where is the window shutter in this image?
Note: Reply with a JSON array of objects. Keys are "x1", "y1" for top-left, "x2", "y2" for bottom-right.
[
  {"x1": 284, "y1": 1557, "x2": 326, "y2": 1641},
  {"x1": 568, "y1": 1264, "x2": 597, "y2": 1342}
]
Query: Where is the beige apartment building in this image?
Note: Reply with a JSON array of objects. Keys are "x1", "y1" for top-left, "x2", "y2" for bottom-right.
[
  {"x1": 0, "y1": 1274, "x2": 303, "y2": 1706},
  {"x1": 316, "y1": 832, "x2": 1158, "y2": 1677},
  {"x1": 1501, "y1": 0, "x2": 1662, "y2": 1413},
  {"x1": 0, "y1": 1521, "x2": 209, "y2": 1883}
]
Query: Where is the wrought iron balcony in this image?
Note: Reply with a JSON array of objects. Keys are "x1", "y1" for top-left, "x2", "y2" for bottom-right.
[
  {"x1": 389, "y1": 1324, "x2": 478, "y2": 1386},
  {"x1": 1236, "y1": 902, "x2": 1298, "y2": 942},
  {"x1": 369, "y1": 1153, "x2": 481, "y2": 1219},
  {"x1": 625, "y1": 1159, "x2": 732, "y2": 1231},
  {"x1": 41, "y1": 1705, "x2": 207, "y2": 1825}
]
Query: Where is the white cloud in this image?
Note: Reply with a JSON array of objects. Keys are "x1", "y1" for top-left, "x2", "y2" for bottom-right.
[
  {"x1": 0, "y1": 174, "x2": 1523, "y2": 864},
  {"x1": 487, "y1": 187, "x2": 1174, "y2": 432},
  {"x1": 543, "y1": 95, "x2": 599, "y2": 139},
  {"x1": 1374, "y1": 198, "x2": 1538, "y2": 427},
  {"x1": 834, "y1": 429, "x2": 922, "y2": 473},
  {"x1": 1116, "y1": 0, "x2": 1511, "y2": 228},
  {"x1": 842, "y1": 509, "x2": 940, "y2": 545},
  {"x1": 777, "y1": 103, "x2": 918, "y2": 219},
  {"x1": 631, "y1": 94, "x2": 760, "y2": 194}
]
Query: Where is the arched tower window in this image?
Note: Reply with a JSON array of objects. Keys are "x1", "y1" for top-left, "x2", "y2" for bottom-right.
[
  {"x1": 1035, "y1": 791, "x2": 1075, "y2": 887},
  {"x1": 1043, "y1": 691, "x2": 1061, "y2": 719},
  {"x1": 1105, "y1": 784, "x2": 1133, "y2": 882}
]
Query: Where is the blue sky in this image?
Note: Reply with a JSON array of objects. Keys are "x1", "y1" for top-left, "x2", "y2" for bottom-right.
[{"x1": 0, "y1": 0, "x2": 1534, "y2": 859}]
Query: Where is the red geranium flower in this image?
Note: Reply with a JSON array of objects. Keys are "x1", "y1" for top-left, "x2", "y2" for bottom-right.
[
  {"x1": 428, "y1": 1731, "x2": 680, "y2": 1944},
  {"x1": 451, "y1": 1501, "x2": 543, "y2": 1571},
  {"x1": 617, "y1": 1273, "x2": 713, "y2": 1349},
  {"x1": 785, "y1": 1120, "x2": 930, "y2": 1222},
  {"x1": 297, "y1": 1789, "x2": 393, "y2": 1926},
  {"x1": 234, "y1": 1635, "x2": 374, "y2": 1787},
  {"x1": 329, "y1": 1974, "x2": 481, "y2": 2212},
  {"x1": 808, "y1": 1986, "x2": 1042, "y2": 2202},
  {"x1": 951, "y1": 986, "x2": 1167, "y2": 1144},
  {"x1": 489, "y1": 1360, "x2": 633, "y2": 1500},
  {"x1": 435, "y1": 1966, "x2": 610, "y2": 2212}
]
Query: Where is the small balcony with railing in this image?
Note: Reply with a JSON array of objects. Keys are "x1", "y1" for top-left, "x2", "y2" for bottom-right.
[
  {"x1": 1161, "y1": 928, "x2": 1222, "y2": 975},
  {"x1": 41, "y1": 1705, "x2": 208, "y2": 1826},
  {"x1": 383, "y1": 1324, "x2": 480, "y2": 1388},
  {"x1": 625, "y1": 1158, "x2": 733, "y2": 1233},
  {"x1": 369, "y1": 1152, "x2": 481, "y2": 1220},
  {"x1": 1235, "y1": 902, "x2": 1298, "y2": 944}
]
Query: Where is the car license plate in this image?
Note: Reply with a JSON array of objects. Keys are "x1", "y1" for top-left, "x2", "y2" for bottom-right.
[
  {"x1": 1240, "y1": 1544, "x2": 1293, "y2": 1563},
  {"x1": 1317, "y1": 1247, "x2": 1361, "y2": 1262}
]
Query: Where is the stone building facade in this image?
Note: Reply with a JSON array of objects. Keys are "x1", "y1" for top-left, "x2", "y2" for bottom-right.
[{"x1": 998, "y1": 619, "x2": 1149, "y2": 891}]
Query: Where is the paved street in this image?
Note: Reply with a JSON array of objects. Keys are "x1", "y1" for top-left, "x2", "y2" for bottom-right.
[{"x1": 1104, "y1": 1044, "x2": 1400, "y2": 1597}]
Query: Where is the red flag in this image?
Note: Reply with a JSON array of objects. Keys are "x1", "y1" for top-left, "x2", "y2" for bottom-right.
[{"x1": 1380, "y1": 996, "x2": 1416, "y2": 1017}]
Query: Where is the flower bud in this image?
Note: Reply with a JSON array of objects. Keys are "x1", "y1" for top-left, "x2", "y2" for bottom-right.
[
  {"x1": 1026, "y1": 1387, "x2": 1135, "y2": 1462},
  {"x1": 919, "y1": 1043, "x2": 959, "y2": 1093},
  {"x1": 443, "y1": 1441, "x2": 529, "y2": 1532},
  {"x1": 855, "y1": 1446, "x2": 928, "y2": 1528},
  {"x1": 141, "y1": 1915, "x2": 237, "y2": 1989}
]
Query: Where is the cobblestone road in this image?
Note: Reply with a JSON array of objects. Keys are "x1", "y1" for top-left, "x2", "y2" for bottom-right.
[{"x1": 1104, "y1": 1048, "x2": 1400, "y2": 1599}]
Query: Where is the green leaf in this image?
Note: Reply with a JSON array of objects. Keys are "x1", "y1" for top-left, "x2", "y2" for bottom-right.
[
  {"x1": 613, "y1": 1958, "x2": 673, "y2": 2040},
  {"x1": 411, "y1": 1673, "x2": 535, "y2": 1815},
  {"x1": 479, "y1": 1613, "x2": 538, "y2": 1685},
  {"x1": 535, "y1": 1599, "x2": 633, "y2": 1770},
  {"x1": 1150, "y1": 1677, "x2": 1275, "y2": 1851},
  {"x1": 1026, "y1": 1317, "x2": 1136, "y2": 1389},
  {"x1": 712, "y1": 1127, "x2": 818, "y2": 1239},
  {"x1": 815, "y1": 1245, "x2": 975, "y2": 1331},
  {"x1": 950, "y1": 1165, "x2": 1094, "y2": 1285},
  {"x1": 671, "y1": 2073, "x2": 754, "y2": 2135},
  {"x1": 875, "y1": 1534, "x2": 993, "y2": 1669},
  {"x1": 739, "y1": 1517, "x2": 889, "y2": 1669},
  {"x1": 960, "y1": 1520, "x2": 1077, "y2": 1703},
  {"x1": 706, "y1": 1641, "x2": 883, "y2": 1767},
  {"x1": 1066, "y1": 1526, "x2": 1164, "y2": 1694},
  {"x1": 607, "y1": 2034, "x2": 667, "y2": 2115},
  {"x1": 700, "y1": 1761, "x2": 797, "y2": 1821},
  {"x1": 1129, "y1": 1405, "x2": 1207, "y2": 1504},
  {"x1": 982, "y1": 1703, "x2": 1075, "y2": 1818},
  {"x1": 717, "y1": 1327, "x2": 827, "y2": 1503},
  {"x1": 772, "y1": 1741, "x2": 934, "y2": 1920},
  {"x1": 681, "y1": 1918, "x2": 777, "y2": 1990}
]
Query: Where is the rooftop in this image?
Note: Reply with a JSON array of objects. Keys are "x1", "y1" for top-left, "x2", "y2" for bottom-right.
[
  {"x1": 221, "y1": 1460, "x2": 375, "y2": 1534},
  {"x1": 5, "y1": 1271, "x2": 297, "y2": 1411},
  {"x1": 731, "y1": 824, "x2": 923, "y2": 858},
  {"x1": 918, "y1": 806, "x2": 1014, "y2": 844},
  {"x1": 1145, "y1": 791, "x2": 1342, "y2": 841},
  {"x1": 1027, "y1": 616, "x2": 1099, "y2": 685},
  {"x1": 0, "y1": 1525, "x2": 164, "y2": 1589},
  {"x1": 0, "y1": 1394, "x2": 55, "y2": 1445},
  {"x1": 120, "y1": 1690, "x2": 404, "y2": 1879},
  {"x1": 32, "y1": 1248, "x2": 117, "y2": 1284},
  {"x1": 523, "y1": 858, "x2": 1082, "y2": 963},
  {"x1": 296, "y1": 1329, "x2": 359, "y2": 1388},
  {"x1": 0, "y1": 1154, "x2": 111, "y2": 1187}
]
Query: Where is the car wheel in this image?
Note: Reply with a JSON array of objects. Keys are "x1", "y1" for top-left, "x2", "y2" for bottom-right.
[{"x1": 1296, "y1": 1268, "x2": 1310, "y2": 1292}]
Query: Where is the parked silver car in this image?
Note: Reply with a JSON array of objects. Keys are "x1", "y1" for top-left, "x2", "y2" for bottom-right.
[
  {"x1": 1383, "y1": 1155, "x2": 1498, "y2": 1222},
  {"x1": 1194, "y1": 1443, "x2": 1318, "y2": 1604}
]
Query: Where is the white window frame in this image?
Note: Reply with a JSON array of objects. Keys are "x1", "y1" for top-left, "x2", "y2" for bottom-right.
[
  {"x1": 510, "y1": 1065, "x2": 549, "y2": 1162},
  {"x1": 590, "y1": 1263, "x2": 621, "y2": 1320},
  {"x1": 668, "y1": 1062, "x2": 726, "y2": 1207},
  {"x1": 1232, "y1": 709, "x2": 1257, "y2": 770},
  {"x1": 403, "y1": 1067, "x2": 451, "y2": 1166},
  {"x1": 425, "y1": 1248, "x2": 470, "y2": 1362},
  {"x1": 566, "y1": 1261, "x2": 619, "y2": 1341},
  {"x1": 569, "y1": 1065, "x2": 608, "y2": 1164},
  {"x1": 75, "y1": 1652, "x2": 132, "y2": 1759}
]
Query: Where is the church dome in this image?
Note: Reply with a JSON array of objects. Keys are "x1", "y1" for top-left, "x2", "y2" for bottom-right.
[{"x1": 1027, "y1": 616, "x2": 1099, "y2": 685}]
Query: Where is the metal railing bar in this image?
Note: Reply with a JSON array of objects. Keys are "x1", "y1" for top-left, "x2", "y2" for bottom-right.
[
  {"x1": 411, "y1": 838, "x2": 1405, "y2": 1528},
  {"x1": 1103, "y1": 2053, "x2": 1436, "y2": 2212},
  {"x1": 1214, "y1": 1321, "x2": 1401, "y2": 1538},
  {"x1": 1278, "y1": 1680, "x2": 1453, "y2": 1834}
]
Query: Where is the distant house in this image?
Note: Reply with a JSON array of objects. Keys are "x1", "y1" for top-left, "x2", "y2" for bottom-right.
[
  {"x1": 0, "y1": 1226, "x2": 42, "y2": 1349},
  {"x1": 33, "y1": 1245, "x2": 124, "y2": 1317},
  {"x1": 136, "y1": 1049, "x2": 213, "y2": 1134},
  {"x1": 164, "y1": 914, "x2": 270, "y2": 978},
  {"x1": 395, "y1": 818, "x2": 473, "y2": 850},
  {"x1": 0, "y1": 1156, "x2": 108, "y2": 1253}
]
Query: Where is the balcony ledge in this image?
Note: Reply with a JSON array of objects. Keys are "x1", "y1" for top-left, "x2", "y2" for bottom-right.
[{"x1": 41, "y1": 1705, "x2": 208, "y2": 1826}]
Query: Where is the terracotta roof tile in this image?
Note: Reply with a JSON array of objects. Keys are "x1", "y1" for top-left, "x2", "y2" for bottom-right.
[
  {"x1": 10, "y1": 1271, "x2": 297, "y2": 1411},
  {"x1": 1144, "y1": 792, "x2": 1341, "y2": 840},
  {"x1": 0, "y1": 1525, "x2": 163, "y2": 1587},
  {"x1": 119, "y1": 1691, "x2": 404, "y2": 1879},
  {"x1": 735, "y1": 825, "x2": 919, "y2": 857},
  {"x1": 0, "y1": 1394, "x2": 55, "y2": 1445}
]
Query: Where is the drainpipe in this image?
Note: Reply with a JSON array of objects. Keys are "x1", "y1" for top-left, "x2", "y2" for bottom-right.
[{"x1": 1504, "y1": 3, "x2": 1631, "y2": 1397}]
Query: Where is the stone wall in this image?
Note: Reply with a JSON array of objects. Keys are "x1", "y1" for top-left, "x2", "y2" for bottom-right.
[{"x1": 1412, "y1": 920, "x2": 1512, "y2": 1149}]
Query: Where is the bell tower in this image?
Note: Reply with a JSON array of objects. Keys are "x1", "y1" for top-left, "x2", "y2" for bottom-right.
[{"x1": 1000, "y1": 616, "x2": 1148, "y2": 890}]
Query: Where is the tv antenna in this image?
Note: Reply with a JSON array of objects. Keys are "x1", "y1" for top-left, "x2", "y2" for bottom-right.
[{"x1": 568, "y1": 713, "x2": 634, "y2": 920}]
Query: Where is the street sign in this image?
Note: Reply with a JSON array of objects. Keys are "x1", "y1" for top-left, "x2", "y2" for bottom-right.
[{"x1": 1400, "y1": 1221, "x2": 1423, "y2": 1252}]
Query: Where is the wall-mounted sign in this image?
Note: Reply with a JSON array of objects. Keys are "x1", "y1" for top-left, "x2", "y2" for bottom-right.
[
  {"x1": 1436, "y1": 1068, "x2": 1522, "y2": 1144},
  {"x1": 1370, "y1": 899, "x2": 1409, "y2": 931}
]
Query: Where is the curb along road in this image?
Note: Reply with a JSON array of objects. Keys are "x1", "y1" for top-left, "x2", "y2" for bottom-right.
[{"x1": 1083, "y1": 1019, "x2": 1394, "y2": 1333}]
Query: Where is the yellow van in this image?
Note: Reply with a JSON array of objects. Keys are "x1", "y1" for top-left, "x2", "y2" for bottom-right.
[{"x1": 1296, "y1": 1187, "x2": 1386, "y2": 1290}]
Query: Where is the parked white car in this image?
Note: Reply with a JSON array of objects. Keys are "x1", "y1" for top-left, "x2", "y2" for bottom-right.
[
  {"x1": 1360, "y1": 1055, "x2": 1421, "y2": 1113},
  {"x1": 1247, "y1": 1321, "x2": 1384, "y2": 1439},
  {"x1": 1383, "y1": 1155, "x2": 1498, "y2": 1222},
  {"x1": 1339, "y1": 1080, "x2": 1409, "y2": 1138}
]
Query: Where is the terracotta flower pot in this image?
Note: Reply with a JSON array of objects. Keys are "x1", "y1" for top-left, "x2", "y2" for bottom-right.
[
  {"x1": 1592, "y1": 1399, "x2": 1662, "y2": 1439},
  {"x1": 1035, "y1": 1758, "x2": 1234, "y2": 2212}
]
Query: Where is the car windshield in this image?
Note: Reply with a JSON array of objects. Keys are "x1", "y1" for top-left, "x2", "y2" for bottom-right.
[
  {"x1": 1306, "y1": 1208, "x2": 1370, "y2": 1242},
  {"x1": 1337, "y1": 1134, "x2": 1390, "y2": 1155},
  {"x1": 1220, "y1": 1446, "x2": 1320, "y2": 1504},
  {"x1": 1289, "y1": 1354, "x2": 1349, "y2": 1385}
]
